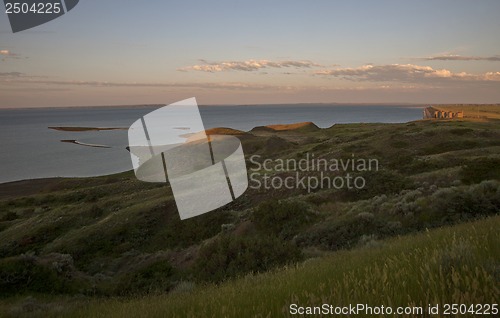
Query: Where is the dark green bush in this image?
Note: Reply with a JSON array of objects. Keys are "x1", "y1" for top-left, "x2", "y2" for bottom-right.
[
  {"x1": 0, "y1": 256, "x2": 76, "y2": 296},
  {"x1": 422, "y1": 140, "x2": 478, "y2": 155},
  {"x1": 1, "y1": 211, "x2": 18, "y2": 221},
  {"x1": 339, "y1": 170, "x2": 414, "y2": 201},
  {"x1": 390, "y1": 140, "x2": 410, "y2": 148},
  {"x1": 84, "y1": 205, "x2": 104, "y2": 218},
  {"x1": 194, "y1": 234, "x2": 302, "y2": 282},
  {"x1": 147, "y1": 204, "x2": 234, "y2": 249},
  {"x1": 36, "y1": 194, "x2": 57, "y2": 205},
  {"x1": 449, "y1": 128, "x2": 473, "y2": 136},
  {"x1": 251, "y1": 200, "x2": 317, "y2": 239},
  {"x1": 461, "y1": 158, "x2": 500, "y2": 184},
  {"x1": 420, "y1": 180, "x2": 500, "y2": 226},
  {"x1": 111, "y1": 260, "x2": 176, "y2": 295},
  {"x1": 56, "y1": 202, "x2": 233, "y2": 271},
  {"x1": 295, "y1": 216, "x2": 393, "y2": 250},
  {"x1": 399, "y1": 156, "x2": 464, "y2": 174}
]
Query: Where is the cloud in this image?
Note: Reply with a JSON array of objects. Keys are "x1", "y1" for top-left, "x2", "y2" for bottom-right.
[
  {"x1": 0, "y1": 71, "x2": 24, "y2": 77},
  {"x1": 179, "y1": 59, "x2": 321, "y2": 72},
  {"x1": 0, "y1": 50, "x2": 22, "y2": 61},
  {"x1": 314, "y1": 64, "x2": 500, "y2": 83},
  {"x1": 4, "y1": 63, "x2": 499, "y2": 98},
  {"x1": 417, "y1": 55, "x2": 500, "y2": 62},
  {"x1": 0, "y1": 77, "x2": 298, "y2": 91}
]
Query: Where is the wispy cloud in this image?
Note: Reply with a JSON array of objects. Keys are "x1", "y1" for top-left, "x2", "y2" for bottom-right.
[
  {"x1": 315, "y1": 64, "x2": 500, "y2": 83},
  {"x1": 179, "y1": 59, "x2": 321, "y2": 72},
  {"x1": 0, "y1": 50, "x2": 23, "y2": 61},
  {"x1": 0, "y1": 77, "x2": 298, "y2": 91},
  {"x1": 417, "y1": 55, "x2": 500, "y2": 62},
  {"x1": 0, "y1": 71, "x2": 24, "y2": 77}
]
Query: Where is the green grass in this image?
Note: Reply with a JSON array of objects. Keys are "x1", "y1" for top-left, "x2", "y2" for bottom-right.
[
  {"x1": 4, "y1": 215, "x2": 496, "y2": 318},
  {"x1": 0, "y1": 119, "x2": 499, "y2": 316}
]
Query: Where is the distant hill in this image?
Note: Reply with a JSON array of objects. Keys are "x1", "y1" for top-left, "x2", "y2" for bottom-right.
[
  {"x1": 251, "y1": 121, "x2": 320, "y2": 133},
  {"x1": 204, "y1": 127, "x2": 248, "y2": 135}
]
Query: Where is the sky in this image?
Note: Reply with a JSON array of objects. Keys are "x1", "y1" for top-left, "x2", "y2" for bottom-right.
[{"x1": 1, "y1": 0, "x2": 500, "y2": 108}]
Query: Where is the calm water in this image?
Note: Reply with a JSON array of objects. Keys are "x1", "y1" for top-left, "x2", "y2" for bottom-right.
[{"x1": 0, "y1": 104, "x2": 423, "y2": 183}]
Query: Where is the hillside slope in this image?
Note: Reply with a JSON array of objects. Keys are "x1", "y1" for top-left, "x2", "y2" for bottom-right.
[
  {"x1": 0, "y1": 119, "x2": 499, "y2": 315},
  {"x1": 2, "y1": 215, "x2": 499, "y2": 317}
]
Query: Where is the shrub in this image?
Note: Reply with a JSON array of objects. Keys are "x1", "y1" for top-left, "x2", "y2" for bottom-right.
[
  {"x1": 449, "y1": 128, "x2": 473, "y2": 136},
  {"x1": 251, "y1": 199, "x2": 317, "y2": 239},
  {"x1": 295, "y1": 216, "x2": 393, "y2": 251},
  {"x1": 422, "y1": 140, "x2": 478, "y2": 155},
  {"x1": 0, "y1": 255, "x2": 79, "y2": 295},
  {"x1": 339, "y1": 170, "x2": 414, "y2": 201},
  {"x1": 149, "y1": 204, "x2": 234, "y2": 249},
  {"x1": 417, "y1": 181, "x2": 500, "y2": 226},
  {"x1": 390, "y1": 140, "x2": 409, "y2": 148},
  {"x1": 194, "y1": 234, "x2": 302, "y2": 282},
  {"x1": 111, "y1": 260, "x2": 176, "y2": 295},
  {"x1": 84, "y1": 205, "x2": 104, "y2": 218},
  {"x1": 461, "y1": 157, "x2": 500, "y2": 184},
  {"x1": 1, "y1": 211, "x2": 18, "y2": 221}
]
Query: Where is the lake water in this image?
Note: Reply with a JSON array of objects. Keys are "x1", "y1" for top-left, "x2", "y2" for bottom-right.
[{"x1": 0, "y1": 104, "x2": 423, "y2": 183}]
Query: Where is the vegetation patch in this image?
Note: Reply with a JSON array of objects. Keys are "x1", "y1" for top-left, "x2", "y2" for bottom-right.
[{"x1": 194, "y1": 234, "x2": 302, "y2": 283}]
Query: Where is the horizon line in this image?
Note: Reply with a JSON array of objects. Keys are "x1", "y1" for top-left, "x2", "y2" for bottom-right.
[{"x1": 3, "y1": 102, "x2": 498, "y2": 110}]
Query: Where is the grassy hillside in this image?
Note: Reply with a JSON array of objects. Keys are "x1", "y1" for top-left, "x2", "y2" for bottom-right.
[
  {"x1": 0, "y1": 118, "x2": 499, "y2": 316},
  {"x1": 71, "y1": 215, "x2": 500, "y2": 317},
  {"x1": 2, "y1": 215, "x2": 499, "y2": 317}
]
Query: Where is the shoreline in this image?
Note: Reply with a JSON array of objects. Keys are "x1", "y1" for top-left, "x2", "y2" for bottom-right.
[
  {"x1": 1, "y1": 116, "x2": 496, "y2": 187},
  {"x1": 49, "y1": 126, "x2": 127, "y2": 132},
  {"x1": 60, "y1": 140, "x2": 112, "y2": 148},
  {"x1": 0, "y1": 121, "x2": 327, "y2": 187}
]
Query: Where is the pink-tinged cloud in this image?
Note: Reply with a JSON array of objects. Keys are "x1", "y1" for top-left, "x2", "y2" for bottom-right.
[
  {"x1": 179, "y1": 59, "x2": 322, "y2": 72},
  {"x1": 418, "y1": 55, "x2": 500, "y2": 62},
  {"x1": 0, "y1": 50, "x2": 22, "y2": 60},
  {"x1": 315, "y1": 64, "x2": 500, "y2": 83}
]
